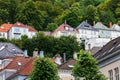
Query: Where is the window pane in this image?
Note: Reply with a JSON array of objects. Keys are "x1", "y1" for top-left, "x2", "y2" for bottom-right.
[
  {"x1": 109, "y1": 70, "x2": 113, "y2": 80},
  {"x1": 115, "y1": 68, "x2": 119, "y2": 80}
]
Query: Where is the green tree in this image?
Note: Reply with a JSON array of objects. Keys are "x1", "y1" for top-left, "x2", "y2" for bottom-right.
[
  {"x1": 58, "y1": 36, "x2": 81, "y2": 59},
  {"x1": 84, "y1": 5, "x2": 99, "y2": 25},
  {"x1": 97, "y1": 0, "x2": 116, "y2": 26},
  {"x1": 16, "y1": 0, "x2": 44, "y2": 30},
  {"x1": 115, "y1": 3, "x2": 120, "y2": 24},
  {"x1": 30, "y1": 57, "x2": 60, "y2": 80},
  {"x1": 0, "y1": 0, "x2": 19, "y2": 23},
  {"x1": 0, "y1": 38, "x2": 9, "y2": 42},
  {"x1": 0, "y1": 9, "x2": 9, "y2": 23},
  {"x1": 73, "y1": 50, "x2": 107, "y2": 80},
  {"x1": 61, "y1": 2, "x2": 83, "y2": 27},
  {"x1": 45, "y1": 23, "x2": 58, "y2": 31},
  {"x1": 80, "y1": 0, "x2": 104, "y2": 6}
]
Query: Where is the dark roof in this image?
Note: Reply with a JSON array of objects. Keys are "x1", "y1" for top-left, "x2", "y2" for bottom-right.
[
  {"x1": 58, "y1": 58, "x2": 76, "y2": 70},
  {"x1": 76, "y1": 21, "x2": 97, "y2": 31},
  {"x1": 94, "y1": 37, "x2": 120, "y2": 61},
  {"x1": 90, "y1": 47, "x2": 101, "y2": 55},
  {"x1": 0, "y1": 42, "x2": 23, "y2": 59}
]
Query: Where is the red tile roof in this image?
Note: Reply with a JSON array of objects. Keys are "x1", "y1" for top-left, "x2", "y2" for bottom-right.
[
  {"x1": 18, "y1": 57, "x2": 35, "y2": 75},
  {"x1": 55, "y1": 24, "x2": 70, "y2": 31},
  {"x1": 54, "y1": 23, "x2": 79, "y2": 33},
  {"x1": 12, "y1": 22, "x2": 28, "y2": 28},
  {"x1": 0, "y1": 23, "x2": 13, "y2": 32},
  {"x1": 28, "y1": 26, "x2": 36, "y2": 32},
  {"x1": 0, "y1": 22, "x2": 36, "y2": 32},
  {"x1": 5, "y1": 56, "x2": 35, "y2": 75}
]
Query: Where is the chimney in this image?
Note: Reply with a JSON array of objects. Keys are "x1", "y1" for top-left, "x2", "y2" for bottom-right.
[
  {"x1": 93, "y1": 21, "x2": 96, "y2": 26},
  {"x1": 64, "y1": 20, "x2": 67, "y2": 24},
  {"x1": 63, "y1": 53, "x2": 66, "y2": 63},
  {"x1": 33, "y1": 48, "x2": 38, "y2": 57},
  {"x1": 54, "y1": 54, "x2": 62, "y2": 65},
  {"x1": 23, "y1": 50, "x2": 28, "y2": 57},
  {"x1": 39, "y1": 51, "x2": 44, "y2": 58},
  {"x1": 109, "y1": 22, "x2": 112, "y2": 28},
  {"x1": 73, "y1": 52, "x2": 77, "y2": 60}
]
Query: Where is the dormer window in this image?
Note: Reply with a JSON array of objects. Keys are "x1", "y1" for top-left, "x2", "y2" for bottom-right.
[
  {"x1": 65, "y1": 26, "x2": 69, "y2": 30},
  {"x1": 69, "y1": 28, "x2": 74, "y2": 31},
  {"x1": 84, "y1": 25, "x2": 89, "y2": 27}
]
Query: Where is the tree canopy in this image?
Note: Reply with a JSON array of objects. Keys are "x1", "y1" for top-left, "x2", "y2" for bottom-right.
[
  {"x1": 0, "y1": 0, "x2": 119, "y2": 30},
  {"x1": 73, "y1": 50, "x2": 107, "y2": 80},
  {"x1": 10, "y1": 32, "x2": 82, "y2": 59},
  {"x1": 29, "y1": 57, "x2": 60, "y2": 80}
]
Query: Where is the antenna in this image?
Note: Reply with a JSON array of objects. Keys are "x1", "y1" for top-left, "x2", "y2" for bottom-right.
[{"x1": 0, "y1": 46, "x2": 6, "y2": 51}]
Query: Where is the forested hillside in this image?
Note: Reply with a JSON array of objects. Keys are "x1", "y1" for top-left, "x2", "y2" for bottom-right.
[{"x1": 0, "y1": 0, "x2": 119, "y2": 31}]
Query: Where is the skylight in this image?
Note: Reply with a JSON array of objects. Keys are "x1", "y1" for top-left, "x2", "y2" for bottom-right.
[{"x1": 0, "y1": 46, "x2": 5, "y2": 51}]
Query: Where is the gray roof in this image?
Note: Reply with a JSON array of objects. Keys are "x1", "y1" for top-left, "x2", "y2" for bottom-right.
[
  {"x1": 94, "y1": 37, "x2": 120, "y2": 62},
  {"x1": 0, "y1": 42, "x2": 23, "y2": 59},
  {"x1": 58, "y1": 58, "x2": 76, "y2": 70},
  {"x1": 90, "y1": 47, "x2": 101, "y2": 55},
  {"x1": 94, "y1": 22, "x2": 109, "y2": 30},
  {"x1": 111, "y1": 24, "x2": 120, "y2": 31},
  {"x1": 76, "y1": 21, "x2": 97, "y2": 31}
]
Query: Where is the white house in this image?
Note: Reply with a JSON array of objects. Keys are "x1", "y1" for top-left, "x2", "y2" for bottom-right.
[
  {"x1": 85, "y1": 38, "x2": 110, "y2": 50},
  {"x1": 76, "y1": 21, "x2": 98, "y2": 40},
  {"x1": 110, "y1": 24, "x2": 120, "y2": 39},
  {"x1": 0, "y1": 23, "x2": 13, "y2": 39},
  {"x1": 52, "y1": 23, "x2": 80, "y2": 41},
  {"x1": 0, "y1": 22, "x2": 36, "y2": 39},
  {"x1": 8, "y1": 22, "x2": 36, "y2": 39},
  {"x1": 94, "y1": 22, "x2": 111, "y2": 38}
]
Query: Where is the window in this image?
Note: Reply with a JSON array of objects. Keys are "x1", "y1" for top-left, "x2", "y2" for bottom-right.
[
  {"x1": 14, "y1": 33, "x2": 21, "y2": 39},
  {"x1": 62, "y1": 32, "x2": 67, "y2": 36},
  {"x1": 14, "y1": 28, "x2": 20, "y2": 33},
  {"x1": 115, "y1": 67, "x2": 119, "y2": 80},
  {"x1": 23, "y1": 29, "x2": 27, "y2": 33},
  {"x1": 109, "y1": 70, "x2": 113, "y2": 80}
]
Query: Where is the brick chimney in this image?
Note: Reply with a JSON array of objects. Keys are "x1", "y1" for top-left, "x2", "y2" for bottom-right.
[{"x1": 109, "y1": 22, "x2": 112, "y2": 28}]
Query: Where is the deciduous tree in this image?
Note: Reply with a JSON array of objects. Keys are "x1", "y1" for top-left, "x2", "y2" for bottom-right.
[
  {"x1": 30, "y1": 57, "x2": 60, "y2": 80},
  {"x1": 73, "y1": 50, "x2": 107, "y2": 80}
]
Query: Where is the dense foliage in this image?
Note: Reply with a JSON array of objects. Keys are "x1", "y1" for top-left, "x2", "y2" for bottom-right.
[
  {"x1": 73, "y1": 50, "x2": 107, "y2": 80},
  {"x1": 0, "y1": 0, "x2": 119, "y2": 31},
  {"x1": 10, "y1": 32, "x2": 81, "y2": 59},
  {"x1": 29, "y1": 57, "x2": 60, "y2": 80}
]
